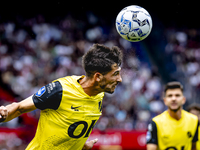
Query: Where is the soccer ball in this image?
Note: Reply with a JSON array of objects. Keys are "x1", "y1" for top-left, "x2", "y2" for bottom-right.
[{"x1": 116, "y1": 5, "x2": 152, "y2": 42}]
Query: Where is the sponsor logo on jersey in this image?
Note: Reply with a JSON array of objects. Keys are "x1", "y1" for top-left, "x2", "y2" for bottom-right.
[{"x1": 71, "y1": 105, "x2": 81, "y2": 111}]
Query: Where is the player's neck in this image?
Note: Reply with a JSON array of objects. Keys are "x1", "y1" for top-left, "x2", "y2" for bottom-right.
[
  {"x1": 167, "y1": 108, "x2": 182, "y2": 120},
  {"x1": 79, "y1": 76, "x2": 102, "y2": 96}
]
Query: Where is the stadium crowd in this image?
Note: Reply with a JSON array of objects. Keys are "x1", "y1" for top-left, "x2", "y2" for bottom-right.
[
  {"x1": 164, "y1": 28, "x2": 200, "y2": 104},
  {"x1": 0, "y1": 12, "x2": 198, "y2": 149}
]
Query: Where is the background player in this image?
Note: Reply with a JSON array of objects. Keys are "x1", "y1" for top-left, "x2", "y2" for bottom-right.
[
  {"x1": 146, "y1": 81, "x2": 199, "y2": 150},
  {"x1": 0, "y1": 44, "x2": 123, "y2": 150},
  {"x1": 188, "y1": 103, "x2": 200, "y2": 150}
]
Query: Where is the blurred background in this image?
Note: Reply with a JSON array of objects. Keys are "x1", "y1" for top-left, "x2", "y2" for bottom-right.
[{"x1": 0, "y1": 1, "x2": 200, "y2": 149}]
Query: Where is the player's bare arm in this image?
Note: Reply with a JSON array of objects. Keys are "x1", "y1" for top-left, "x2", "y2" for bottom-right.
[
  {"x1": 0, "y1": 95, "x2": 36, "y2": 122},
  {"x1": 82, "y1": 139, "x2": 98, "y2": 150},
  {"x1": 147, "y1": 144, "x2": 157, "y2": 150}
]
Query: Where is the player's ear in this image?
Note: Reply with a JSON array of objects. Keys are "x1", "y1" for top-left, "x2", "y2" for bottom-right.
[
  {"x1": 94, "y1": 72, "x2": 103, "y2": 82},
  {"x1": 182, "y1": 96, "x2": 186, "y2": 105},
  {"x1": 163, "y1": 92, "x2": 166, "y2": 103},
  {"x1": 163, "y1": 97, "x2": 167, "y2": 105}
]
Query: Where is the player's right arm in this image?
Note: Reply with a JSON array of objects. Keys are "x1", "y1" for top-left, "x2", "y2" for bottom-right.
[
  {"x1": 1, "y1": 80, "x2": 99, "y2": 149},
  {"x1": 0, "y1": 95, "x2": 37, "y2": 122},
  {"x1": 0, "y1": 81, "x2": 63, "y2": 123},
  {"x1": 146, "y1": 121, "x2": 158, "y2": 150}
]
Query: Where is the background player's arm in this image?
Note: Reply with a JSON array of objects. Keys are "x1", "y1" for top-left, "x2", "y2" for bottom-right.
[
  {"x1": 146, "y1": 121, "x2": 158, "y2": 150},
  {"x1": 191, "y1": 121, "x2": 199, "y2": 150},
  {"x1": 147, "y1": 144, "x2": 157, "y2": 150},
  {"x1": 0, "y1": 95, "x2": 36, "y2": 122}
]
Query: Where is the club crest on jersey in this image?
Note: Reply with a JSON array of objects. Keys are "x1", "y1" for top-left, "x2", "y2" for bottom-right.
[
  {"x1": 36, "y1": 86, "x2": 46, "y2": 97},
  {"x1": 187, "y1": 131, "x2": 192, "y2": 138},
  {"x1": 146, "y1": 131, "x2": 152, "y2": 142}
]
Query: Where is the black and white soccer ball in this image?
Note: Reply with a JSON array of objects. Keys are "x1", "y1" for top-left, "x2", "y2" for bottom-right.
[{"x1": 116, "y1": 5, "x2": 152, "y2": 42}]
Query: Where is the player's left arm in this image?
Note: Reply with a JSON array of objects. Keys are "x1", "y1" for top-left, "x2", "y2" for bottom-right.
[
  {"x1": 82, "y1": 138, "x2": 98, "y2": 150},
  {"x1": 192, "y1": 121, "x2": 199, "y2": 150}
]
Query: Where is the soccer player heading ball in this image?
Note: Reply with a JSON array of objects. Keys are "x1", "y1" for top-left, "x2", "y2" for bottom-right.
[{"x1": 0, "y1": 44, "x2": 123, "y2": 150}]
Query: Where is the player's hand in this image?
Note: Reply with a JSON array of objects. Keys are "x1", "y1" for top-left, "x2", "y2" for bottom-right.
[
  {"x1": 0, "y1": 106, "x2": 8, "y2": 122},
  {"x1": 82, "y1": 138, "x2": 98, "y2": 150}
]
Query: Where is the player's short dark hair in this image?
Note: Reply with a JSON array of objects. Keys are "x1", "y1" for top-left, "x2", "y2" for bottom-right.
[
  {"x1": 164, "y1": 81, "x2": 183, "y2": 94},
  {"x1": 82, "y1": 43, "x2": 123, "y2": 77},
  {"x1": 187, "y1": 103, "x2": 200, "y2": 112}
]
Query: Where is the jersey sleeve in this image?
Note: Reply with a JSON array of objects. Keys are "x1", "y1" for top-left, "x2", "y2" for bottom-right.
[
  {"x1": 32, "y1": 81, "x2": 63, "y2": 110},
  {"x1": 146, "y1": 120, "x2": 158, "y2": 145},
  {"x1": 192, "y1": 121, "x2": 199, "y2": 143}
]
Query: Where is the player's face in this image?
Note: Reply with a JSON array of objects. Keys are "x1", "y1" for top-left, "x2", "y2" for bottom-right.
[
  {"x1": 164, "y1": 88, "x2": 186, "y2": 112},
  {"x1": 99, "y1": 64, "x2": 122, "y2": 94}
]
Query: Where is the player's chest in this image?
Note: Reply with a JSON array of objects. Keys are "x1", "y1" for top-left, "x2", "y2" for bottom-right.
[
  {"x1": 158, "y1": 121, "x2": 194, "y2": 144},
  {"x1": 59, "y1": 95, "x2": 103, "y2": 120}
]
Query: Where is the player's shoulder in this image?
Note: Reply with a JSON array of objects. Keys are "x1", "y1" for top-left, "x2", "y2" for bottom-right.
[
  {"x1": 182, "y1": 109, "x2": 198, "y2": 121},
  {"x1": 152, "y1": 110, "x2": 168, "y2": 122},
  {"x1": 54, "y1": 75, "x2": 84, "y2": 86},
  {"x1": 54, "y1": 75, "x2": 82, "y2": 82},
  {"x1": 95, "y1": 92, "x2": 105, "y2": 100}
]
